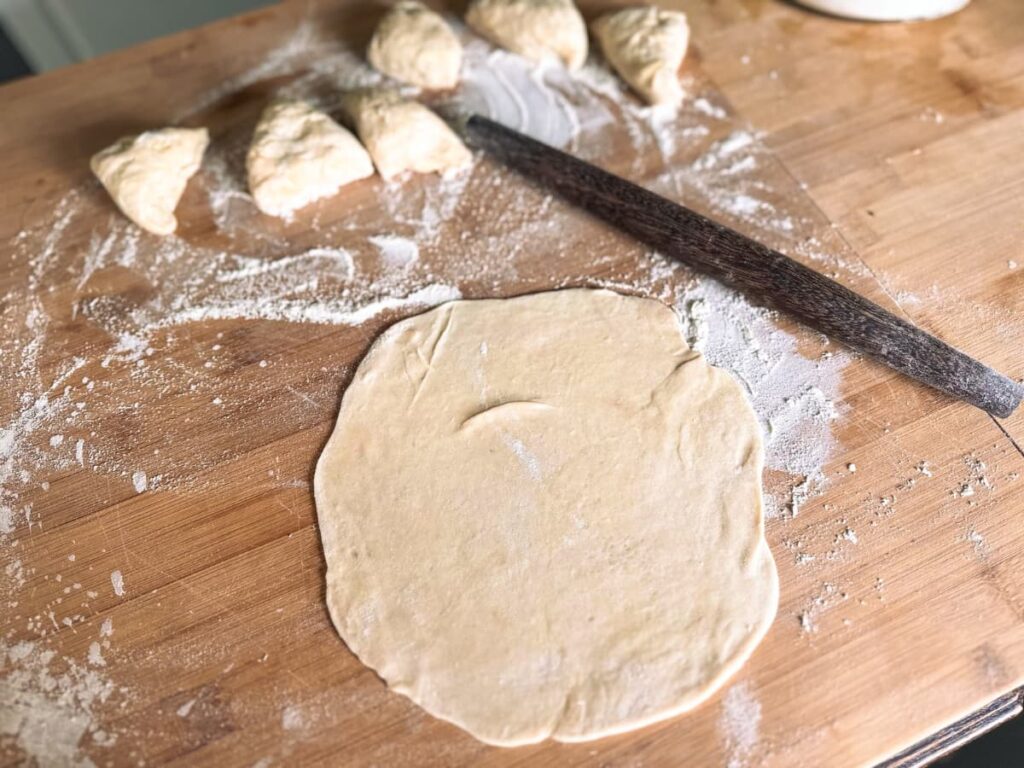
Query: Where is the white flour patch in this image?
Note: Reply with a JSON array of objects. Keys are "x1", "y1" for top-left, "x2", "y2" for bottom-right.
[
  {"x1": 88, "y1": 641, "x2": 106, "y2": 666},
  {"x1": 722, "y1": 193, "x2": 769, "y2": 218},
  {"x1": 215, "y1": 247, "x2": 355, "y2": 283},
  {"x1": 110, "y1": 570, "x2": 125, "y2": 598},
  {"x1": 691, "y1": 95, "x2": 728, "y2": 120},
  {"x1": 5, "y1": 558, "x2": 27, "y2": 591},
  {"x1": 281, "y1": 705, "x2": 304, "y2": 731},
  {"x1": 158, "y1": 283, "x2": 462, "y2": 329},
  {"x1": 678, "y1": 280, "x2": 848, "y2": 517},
  {"x1": 966, "y1": 526, "x2": 988, "y2": 558},
  {"x1": 719, "y1": 681, "x2": 762, "y2": 767},
  {"x1": 457, "y1": 42, "x2": 595, "y2": 150},
  {"x1": 0, "y1": 639, "x2": 124, "y2": 766},
  {"x1": 504, "y1": 435, "x2": 542, "y2": 481},
  {"x1": 177, "y1": 17, "x2": 338, "y2": 121},
  {"x1": 797, "y1": 581, "x2": 848, "y2": 634},
  {"x1": 369, "y1": 235, "x2": 419, "y2": 269}
]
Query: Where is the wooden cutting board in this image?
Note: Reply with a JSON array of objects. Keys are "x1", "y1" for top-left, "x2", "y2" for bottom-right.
[{"x1": 2, "y1": 1, "x2": 1024, "y2": 766}]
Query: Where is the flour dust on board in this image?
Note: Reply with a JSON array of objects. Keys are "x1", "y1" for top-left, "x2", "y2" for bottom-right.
[{"x1": 2, "y1": 15, "x2": 857, "y2": 766}]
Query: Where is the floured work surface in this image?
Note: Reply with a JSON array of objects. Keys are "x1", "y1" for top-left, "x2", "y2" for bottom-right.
[{"x1": 2, "y1": 2, "x2": 1024, "y2": 767}]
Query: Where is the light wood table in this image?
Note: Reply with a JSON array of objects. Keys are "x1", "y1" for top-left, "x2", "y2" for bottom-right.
[{"x1": 2, "y1": 1, "x2": 1023, "y2": 765}]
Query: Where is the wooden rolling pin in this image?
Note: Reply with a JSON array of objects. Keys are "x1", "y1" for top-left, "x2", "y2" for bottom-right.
[{"x1": 461, "y1": 114, "x2": 1022, "y2": 419}]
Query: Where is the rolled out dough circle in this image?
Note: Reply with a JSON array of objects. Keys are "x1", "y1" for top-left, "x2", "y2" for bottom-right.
[{"x1": 314, "y1": 289, "x2": 779, "y2": 746}]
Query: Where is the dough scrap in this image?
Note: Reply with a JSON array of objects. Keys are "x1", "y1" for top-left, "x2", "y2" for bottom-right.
[
  {"x1": 368, "y1": 1, "x2": 463, "y2": 89},
  {"x1": 343, "y1": 89, "x2": 472, "y2": 180},
  {"x1": 465, "y1": 0, "x2": 588, "y2": 70},
  {"x1": 246, "y1": 100, "x2": 374, "y2": 218},
  {"x1": 593, "y1": 7, "x2": 690, "y2": 107},
  {"x1": 315, "y1": 289, "x2": 779, "y2": 746},
  {"x1": 90, "y1": 127, "x2": 209, "y2": 235}
]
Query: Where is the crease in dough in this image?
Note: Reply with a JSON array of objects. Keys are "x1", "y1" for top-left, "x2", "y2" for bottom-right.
[
  {"x1": 314, "y1": 288, "x2": 778, "y2": 746},
  {"x1": 460, "y1": 400, "x2": 554, "y2": 431}
]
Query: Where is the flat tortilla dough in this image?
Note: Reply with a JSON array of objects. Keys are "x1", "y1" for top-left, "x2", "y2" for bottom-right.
[{"x1": 314, "y1": 289, "x2": 778, "y2": 746}]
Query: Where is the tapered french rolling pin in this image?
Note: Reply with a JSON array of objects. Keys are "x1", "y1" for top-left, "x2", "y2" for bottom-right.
[{"x1": 461, "y1": 114, "x2": 1022, "y2": 419}]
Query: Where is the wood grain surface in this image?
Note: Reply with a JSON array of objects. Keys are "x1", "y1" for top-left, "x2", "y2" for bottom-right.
[
  {"x1": 2, "y1": 1, "x2": 1024, "y2": 766},
  {"x1": 462, "y1": 113, "x2": 1021, "y2": 417}
]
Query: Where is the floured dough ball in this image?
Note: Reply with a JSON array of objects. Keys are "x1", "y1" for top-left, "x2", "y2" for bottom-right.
[
  {"x1": 368, "y1": 1, "x2": 462, "y2": 90},
  {"x1": 90, "y1": 127, "x2": 209, "y2": 235},
  {"x1": 246, "y1": 100, "x2": 374, "y2": 218},
  {"x1": 593, "y1": 7, "x2": 690, "y2": 107},
  {"x1": 343, "y1": 89, "x2": 472, "y2": 181},
  {"x1": 465, "y1": 0, "x2": 587, "y2": 70}
]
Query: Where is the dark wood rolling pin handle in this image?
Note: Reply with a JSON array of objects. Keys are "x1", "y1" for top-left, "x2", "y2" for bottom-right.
[{"x1": 463, "y1": 114, "x2": 1022, "y2": 420}]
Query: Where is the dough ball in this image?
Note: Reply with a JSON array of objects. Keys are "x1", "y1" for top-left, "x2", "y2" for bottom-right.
[
  {"x1": 246, "y1": 100, "x2": 374, "y2": 218},
  {"x1": 593, "y1": 7, "x2": 690, "y2": 107},
  {"x1": 315, "y1": 289, "x2": 779, "y2": 746},
  {"x1": 367, "y1": 1, "x2": 462, "y2": 90},
  {"x1": 465, "y1": 0, "x2": 588, "y2": 70},
  {"x1": 90, "y1": 127, "x2": 209, "y2": 235},
  {"x1": 343, "y1": 89, "x2": 472, "y2": 181}
]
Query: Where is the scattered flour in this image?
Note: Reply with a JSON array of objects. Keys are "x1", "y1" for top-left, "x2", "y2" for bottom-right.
[
  {"x1": 692, "y1": 96, "x2": 728, "y2": 120},
  {"x1": 281, "y1": 705, "x2": 304, "y2": 732},
  {"x1": 0, "y1": 639, "x2": 123, "y2": 766},
  {"x1": 797, "y1": 582, "x2": 848, "y2": 635},
  {"x1": 457, "y1": 42, "x2": 594, "y2": 150},
  {"x1": 110, "y1": 571, "x2": 125, "y2": 598},
  {"x1": 719, "y1": 681, "x2": 762, "y2": 768},
  {"x1": 966, "y1": 526, "x2": 988, "y2": 558},
  {"x1": 0, "y1": 14, "x2": 866, "y2": 766},
  {"x1": 177, "y1": 698, "x2": 196, "y2": 718},
  {"x1": 215, "y1": 247, "x2": 355, "y2": 283},
  {"x1": 176, "y1": 17, "x2": 333, "y2": 121},
  {"x1": 504, "y1": 436, "x2": 542, "y2": 481},
  {"x1": 87, "y1": 641, "x2": 106, "y2": 667},
  {"x1": 160, "y1": 283, "x2": 462, "y2": 329},
  {"x1": 369, "y1": 235, "x2": 419, "y2": 269},
  {"x1": 678, "y1": 280, "x2": 848, "y2": 516}
]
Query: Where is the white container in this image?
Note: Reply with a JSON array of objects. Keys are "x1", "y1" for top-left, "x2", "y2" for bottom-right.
[{"x1": 794, "y1": 0, "x2": 970, "y2": 21}]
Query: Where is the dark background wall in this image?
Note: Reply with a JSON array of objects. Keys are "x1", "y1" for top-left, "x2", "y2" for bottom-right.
[{"x1": 0, "y1": 21, "x2": 31, "y2": 82}]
